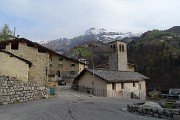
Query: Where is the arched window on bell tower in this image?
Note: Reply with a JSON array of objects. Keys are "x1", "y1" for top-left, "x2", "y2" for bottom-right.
[
  {"x1": 119, "y1": 44, "x2": 121, "y2": 51},
  {"x1": 122, "y1": 45, "x2": 124, "y2": 52},
  {"x1": 113, "y1": 44, "x2": 116, "y2": 51}
]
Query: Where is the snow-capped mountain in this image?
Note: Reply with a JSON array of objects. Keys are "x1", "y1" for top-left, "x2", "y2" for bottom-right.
[{"x1": 41, "y1": 28, "x2": 140, "y2": 53}]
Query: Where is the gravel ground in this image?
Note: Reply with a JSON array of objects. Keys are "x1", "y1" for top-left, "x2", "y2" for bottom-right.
[{"x1": 0, "y1": 85, "x2": 163, "y2": 120}]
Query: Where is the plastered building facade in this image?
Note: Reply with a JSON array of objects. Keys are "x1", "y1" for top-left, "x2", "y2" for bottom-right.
[{"x1": 48, "y1": 53, "x2": 88, "y2": 82}]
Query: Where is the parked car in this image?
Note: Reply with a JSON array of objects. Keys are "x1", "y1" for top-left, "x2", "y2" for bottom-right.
[{"x1": 58, "y1": 79, "x2": 66, "y2": 85}]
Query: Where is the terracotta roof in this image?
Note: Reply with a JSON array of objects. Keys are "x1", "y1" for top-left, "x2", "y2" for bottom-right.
[
  {"x1": 0, "y1": 38, "x2": 87, "y2": 65},
  {"x1": 0, "y1": 50, "x2": 32, "y2": 67},
  {"x1": 75, "y1": 69, "x2": 149, "y2": 83}
]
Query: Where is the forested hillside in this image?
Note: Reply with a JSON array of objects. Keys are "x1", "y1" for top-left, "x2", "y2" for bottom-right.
[{"x1": 128, "y1": 30, "x2": 180, "y2": 90}]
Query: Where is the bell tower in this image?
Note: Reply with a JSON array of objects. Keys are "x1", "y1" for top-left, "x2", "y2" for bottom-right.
[{"x1": 108, "y1": 41, "x2": 128, "y2": 71}]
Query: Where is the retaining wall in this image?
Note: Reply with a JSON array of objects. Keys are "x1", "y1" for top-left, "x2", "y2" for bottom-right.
[{"x1": 0, "y1": 76, "x2": 49, "y2": 105}]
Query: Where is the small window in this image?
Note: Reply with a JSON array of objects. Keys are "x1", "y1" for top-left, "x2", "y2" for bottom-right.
[
  {"x1": 133, "y1": 82, "x2": 136, "y2": 87},
  {"x1": 27, "y1": 42, "x2": 35, "y2": 47},
  {"x1": 113, "y1": 44, "x2": 116, "y2": 51},
  {"x1": 112, "y1": 83, "x2": 116, "y2": 90},
  {"x1": 121, "y1": 83, "x2": 124, "y2": 89},
  {"x1": 38, "y1": 48, "x2": 46, "y2": 53},
  {"x1": 122, "y1": 45, "x2": 124, "y2": 52},
  {"x1": 70, "y1": 71, "x2": 75, "y2": 75},
  {"x1": 119, "y1": 44, "x2": 121, "y2": 51},
  {"x1": 50, "y1": 64, "x2": 53, "y2": 67},
  {"x1": 139, "y1": 84, "x2": 141, "y2": 90},
  {"x1": 71, "y1": 63, "x2": 75, "y2": 67},
  {"x1": 0, "y1": 43, "x2": 6, "y2": 49},
  {"x1": 110, "y1": 45, "x2": 113, "y2": 49},
  {"x1": 48, "y1": 75, "x2": 55, "y2": 78},
  {"x1": 11, "y1": 42, "x2": 19, "y2": 50},
  {"x1": 59, "y1": 57, "x2": 63, "y2": 61},
  {"x1": 57, "y1": 71, "x2": 60, "y2": 77},
  {"x1": 50, "y1": 58, "x2": 52, "y2": 61},
  {"x1": 59, "y1": 64, "x2": 63, "y2": 68}
]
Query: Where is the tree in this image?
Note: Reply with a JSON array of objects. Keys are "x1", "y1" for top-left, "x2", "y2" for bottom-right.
[{"x1": 0, "y1": 24, "x2": 13, "y2": 41}]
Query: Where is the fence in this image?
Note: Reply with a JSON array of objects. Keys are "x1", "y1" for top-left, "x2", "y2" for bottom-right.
[{"x1": 78, "y1": 86, "x2": 131, "y2": 98}]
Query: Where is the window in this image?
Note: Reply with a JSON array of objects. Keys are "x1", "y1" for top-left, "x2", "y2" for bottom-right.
[
  {"x1": 112, "y1": 83, "x2": 116, "y2": 90},
  {"x1": 110, "y1": 45, "x2": 113, "y2": 49},
  {"x1": 11, "y1": 42, "x2": 19, "y2": 50},
  {"x1": 113, "y1": 44, "x2": 116, "y2": 51},
  {"x1": 59, "y1": 57, "x2": 63, "y2": 61},
  {"x1": 71, "y1": 63, "x2": 75, "y2": 67},
  {"x1": 133, "y1": 82, "x2": 136, "y2": 87},
  {"x1": 121, "y1": 83, "x2": 124, "y2": 89},
  {"x1": 139, "y1": 84, "x2": 141, "y2": 90},
  {"x1": 50, "y1": 64, "x2": 53, "y2": 67},
  {"x1": 59, "y1": 64, "x2": 63, "y2": 68},
  {"x1": 48, "y1": 75, "x2": 55, "y2": 78},
  {"x1": 27, "y1": 42, "x2": 35, "y2": 47},
  {"x1": 50, "y1": 58, "x2": 52, "y2": 61},
  {"x1": 70, "y1": 71, "x2": 75, "y2": 75},
  {"x1": 122, "y1": 45, "x2": 124, "y2": 51},
  {"x1": 119, "y1": 44, "x2": 121, "y2": 51},
  {"x1": 38, "y1": 48, "x2": 46, "y2": 53},
  {"x1": 57, "y1": 71, "x2": 60, "y2": 77},
  {"x1": 0, "y1": 43, "x2": 6, "y2": 49}
]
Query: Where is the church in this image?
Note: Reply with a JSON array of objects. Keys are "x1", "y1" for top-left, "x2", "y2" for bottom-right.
[{"x1": 73, "y1": 40, "x2": 149, "y2": 100}]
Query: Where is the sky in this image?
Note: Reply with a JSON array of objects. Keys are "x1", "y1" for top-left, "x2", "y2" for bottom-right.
[{"x1": 0, "y1": 0, "x2": 180, "y2": 42}]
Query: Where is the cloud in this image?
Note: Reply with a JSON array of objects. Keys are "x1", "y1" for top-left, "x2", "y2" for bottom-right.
[{"x1": 0, "y1": 0, "x2": 180, "y2": 41}]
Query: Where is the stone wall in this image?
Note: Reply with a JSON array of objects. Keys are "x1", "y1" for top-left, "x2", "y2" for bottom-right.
[
  {"x1": 4, "y1": 41, "x2": 49, "y2": 87},
  {"x1": 0, "y1": 76, "x2": 49, "y2": 105},
  {"x1": 0, "y1": 51, "x2": 30, "y2": 81}
]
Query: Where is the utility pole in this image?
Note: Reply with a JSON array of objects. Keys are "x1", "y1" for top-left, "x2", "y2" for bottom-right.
[
  {"x1": 13, "y1": 27, "x2": 16, "y2": 38},
  {"x1": 91, "y1": 44, "x2": 97, "y2": 95},
  {"x1": 92, "y1": 47, "x2": 95, "y2": 95}
]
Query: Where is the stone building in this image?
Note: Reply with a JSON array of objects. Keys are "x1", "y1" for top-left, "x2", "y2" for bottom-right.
[
  {"x1": 74, "y1": 41, "x2": 149, "y2": 100},
  {"x1": 0, "y1": 38, "x2": 88, "y2": 86},
  {"x1": 0, "y1": 50, "x2": 32, "y2": 81},
  {"x1": 0, "y1": 38, "x2": 50, "y2": 86}
]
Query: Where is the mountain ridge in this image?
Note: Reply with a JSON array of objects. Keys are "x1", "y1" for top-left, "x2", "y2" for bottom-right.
[{"x1": 41, "y1": 28, "x2": 140, "y2": 53}]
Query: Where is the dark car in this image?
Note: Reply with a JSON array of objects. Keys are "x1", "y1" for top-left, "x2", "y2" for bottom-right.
[{"x1": 58, "y1": 79, "x2": 66, "y2": 85}]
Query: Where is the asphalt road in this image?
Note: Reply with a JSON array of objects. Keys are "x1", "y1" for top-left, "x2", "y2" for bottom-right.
[{"x1": 0, "y1": 85, "x2": 162, "y2": 120}]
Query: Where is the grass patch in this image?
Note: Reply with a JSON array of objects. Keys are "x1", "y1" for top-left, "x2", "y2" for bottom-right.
[
  {"x1": 76, "y1": 46, "x2": 93, "y2": 58},
  {"x1": 166, "y1": 102, "x2": 176, "y2": 108}
]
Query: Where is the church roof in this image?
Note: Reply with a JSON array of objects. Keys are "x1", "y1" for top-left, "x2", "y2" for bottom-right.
[{"x1": 75, "y1": 69, "x2": 149, "y2": 83}]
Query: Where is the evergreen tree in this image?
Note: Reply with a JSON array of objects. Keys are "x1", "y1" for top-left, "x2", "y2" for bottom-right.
[{"x1": 0, "y1": 24, "x2": 13, "y2": 41}]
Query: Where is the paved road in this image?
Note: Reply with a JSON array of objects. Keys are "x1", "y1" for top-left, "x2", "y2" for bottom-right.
[{"x1": 0, "y1": 85, "x2": 162, "y2": 120}]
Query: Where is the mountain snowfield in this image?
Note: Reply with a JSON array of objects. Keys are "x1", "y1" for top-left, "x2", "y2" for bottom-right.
[{"x1": 41, "y1": 28, "x2": 141, "y2": 53}]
